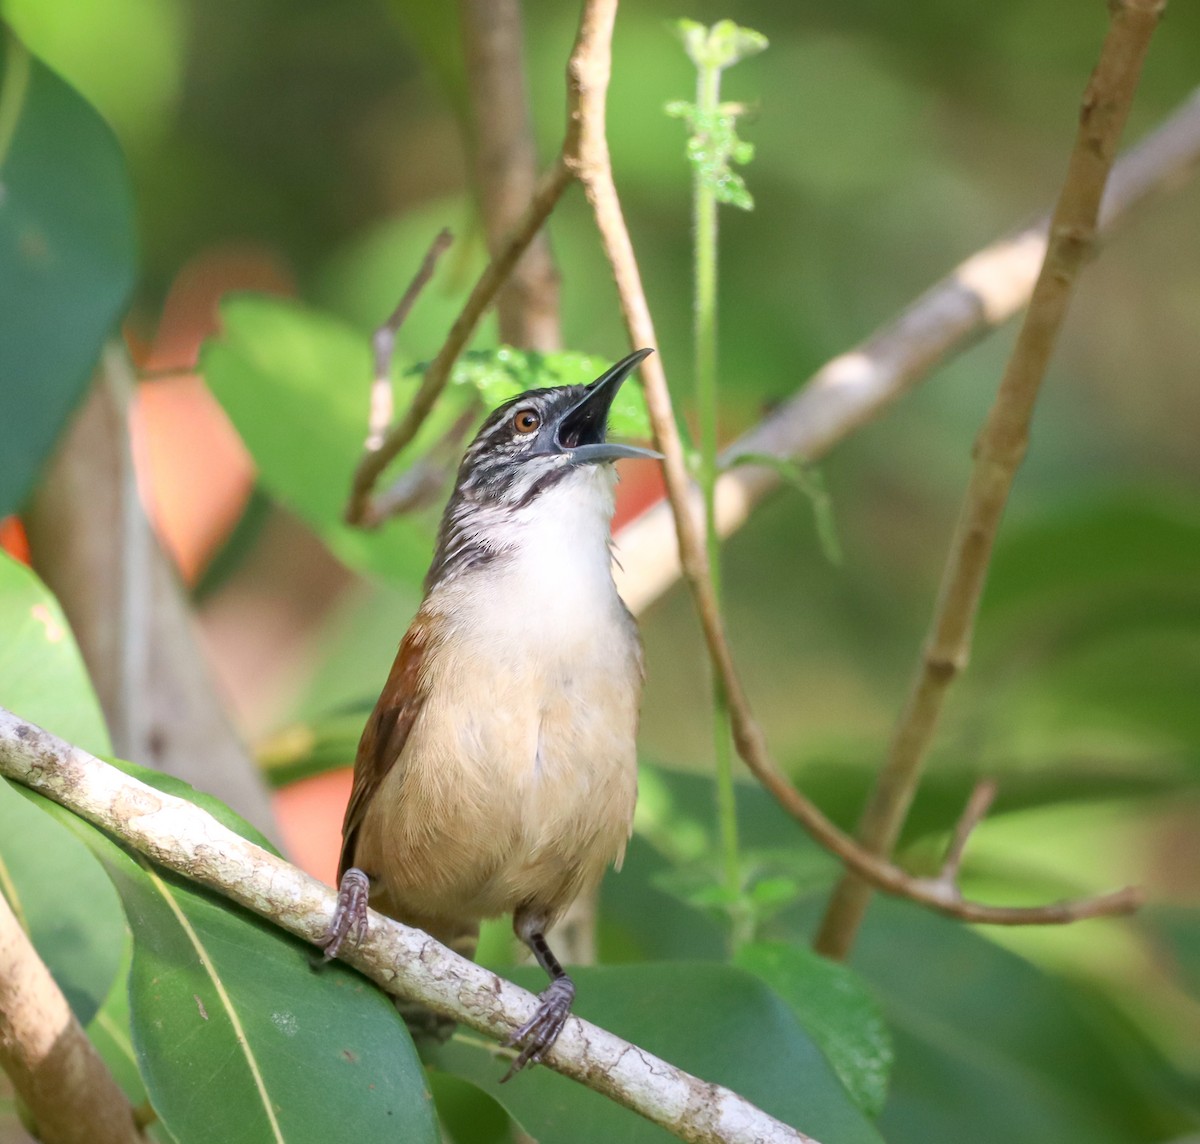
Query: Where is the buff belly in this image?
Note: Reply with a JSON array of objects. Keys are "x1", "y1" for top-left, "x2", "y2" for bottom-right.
[{"x1": 352, "y1": 612, "x2": 640, "y2": 939}]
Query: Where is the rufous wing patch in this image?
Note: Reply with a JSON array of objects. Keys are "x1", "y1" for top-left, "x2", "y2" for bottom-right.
[{"x1": 337, "y1": 615, "x2": 433, "y2": 882}]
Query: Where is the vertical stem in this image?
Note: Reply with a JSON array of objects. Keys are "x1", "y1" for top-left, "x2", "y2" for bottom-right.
[{"x1": 692, "y1": 60, "x2": 741, "y2": 907}]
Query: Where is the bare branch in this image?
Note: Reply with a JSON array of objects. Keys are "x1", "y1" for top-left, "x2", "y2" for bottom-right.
[
  {"x1": 939, "y1": 779, "x2": 998, "y2": 884},
  {"x1": 460, "y1": 0, "x2": 562, "y2": 350},
  {"x1": 366, "y1": 228, "x2": 454, "y2": 450},
  {"x1": 370, "y1": 404, "x2": 480, "y2": 518},
  {"x1": 614, "y1": 84, "x2": 1200, "y2": 613},
  {"x1": 0, "y1": 886, "x2": 144, "y2": 1144},
  {"x1": 815, "y1": 0, "x2": 1166, "y2": 960},
  {"x1": 0, "y1": 709, "x2": 812, "y2": 1144},
  {"x1": 578, "y1": 0, "x2": 1142, "y2": 929},
  {"x1": 344, "y1": 158, "x2": 572, "y2": 527}
]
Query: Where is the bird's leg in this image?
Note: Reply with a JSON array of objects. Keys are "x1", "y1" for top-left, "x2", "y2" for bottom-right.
[
  {"x1": 503, "y1": 913, "x2": 575, "y2": 1080},
  {"x1": 321, "y1": 867, "x2": 371, "y2": 960}
]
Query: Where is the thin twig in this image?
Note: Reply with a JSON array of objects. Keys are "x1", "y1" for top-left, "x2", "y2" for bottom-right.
[
  {"x1": 345, "y1": 0, "x2": 650, "y2": 528},
  {"x1": 370, "y1": 404, "x2": 480, "y2": 519},
  {"x1": 576, "y1": 0, "x2": 1142, "y2": 928},
  {"x1": 459, "y1": 0, "x2": 562, "y2": 350},
  {"x1": 366, "y1": 228, "x2": 454, "y2": 451},
  {"x1": 613, "y1": 84, "x2": 1200, "y2": 614},
  {"x1": 939, "y1": 779, "x2": 999, "y2": 883},
  {"x1": 0, "y1": 886, "x2": 145, "y2": 1144},
  {"x1": 0, "y1": 709, "x2": 811, "y2": 1144},
  {"x1": 814, "y1": 0, "x2": 1167, "y2": 960},
  {"x1": 344, "y1": 158, "x2": 573, "y2": 527}
]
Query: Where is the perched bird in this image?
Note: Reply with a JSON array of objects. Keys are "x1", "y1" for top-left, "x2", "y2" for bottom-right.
[{"x1": 323, "y1": 348, "x2": 657, "y2": 1074}]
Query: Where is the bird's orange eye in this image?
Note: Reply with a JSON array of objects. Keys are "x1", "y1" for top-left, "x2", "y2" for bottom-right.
[{"x1": 514, "y1": 409, "x2": 541, "y2": 434}]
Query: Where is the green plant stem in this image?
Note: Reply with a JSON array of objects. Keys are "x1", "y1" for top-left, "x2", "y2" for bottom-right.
[{"x1": 692, "y1": 56, "x2": 741, "y2": 911}]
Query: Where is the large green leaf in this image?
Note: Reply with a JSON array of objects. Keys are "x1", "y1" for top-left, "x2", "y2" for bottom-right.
[
  {"x1": 982, "y1": 494, "x2": 1200, "y2": 620},
  {"x1": 0, "y1": 35, "x2": 136, "y2": 514},
  {"x1": 598, "y1": 766, "x2": 1191, "y2": 1141},
  {"x1": 0, "y1": 777, "x2": 126, "y2": 1026},
  {"x1": 1145, "y1": 906, "x2": 1200, "y2": 1016},
  {"x1": 845, "y1": 900, "x2": 1192, "y2": 1144},
  {"x1": 430, "y1": 963, "x2": 883, "y2": 1144},
  {"x1": 736, "y1": 941, "x2": 892, "y2": 1119},
  {"x1": 200, "y1": 295, "x2": 436, "y2": 586},
  {"x1": 0, "y1": 551, "x2": 111, "y2": 754},
  {"x1": 31, "y1": 785, "x2": 438, "y2": 1144},
  {"x1": 968, "y1": 495, "x2": 1200, "y2": 767}
]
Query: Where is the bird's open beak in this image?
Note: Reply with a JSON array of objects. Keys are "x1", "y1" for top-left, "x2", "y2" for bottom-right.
[{"x1": 555, "y1": 348, "x2": 662, "y2": 464}]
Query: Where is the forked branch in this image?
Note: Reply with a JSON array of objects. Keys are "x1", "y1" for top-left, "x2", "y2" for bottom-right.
[
  {"x1": 569, "y1": 0, "x2": 1145, "y2": 928},
  {"x1": 815, "y1": 0, "x2": 1167, "y2": 959}
]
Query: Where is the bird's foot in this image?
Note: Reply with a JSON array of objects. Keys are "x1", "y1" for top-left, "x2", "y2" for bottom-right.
[
  {"x1": 502, "y1": 975, "x2": 575, "y2": 1081},
  {"x1": 321, "y1": 867, "x2": 371, "y2": 960}
]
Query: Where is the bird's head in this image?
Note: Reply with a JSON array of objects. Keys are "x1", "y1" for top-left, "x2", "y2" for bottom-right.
[{"x1": 452, "y1": 348, "x2": 660, "y2": 508}]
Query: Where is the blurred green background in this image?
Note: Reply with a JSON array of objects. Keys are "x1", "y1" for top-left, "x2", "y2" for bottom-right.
[{"x1": 2, "y1": 0, "x2": 1199, "y2": 1140}]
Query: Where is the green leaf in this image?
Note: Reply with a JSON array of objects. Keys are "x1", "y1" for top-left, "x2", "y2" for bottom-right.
[
  {"x1": 0, "y1": 543, "x2": 111, "y2": 756},
  {"x1": 200, "y1": 294, "x2": 438, "y2": 587},
  {"x1": 774, "y1": 751, "x2": 1188, "y2": 853},
  {"x1": 672, "y1": 20, "x2": 768, "y2": 72},
  {"x1": 441, "y1": 347, "x2": 652, "y2": 441},
  {"x1": 736, "y1": 941, "x2": 893, "y2": 1119},
  {"x1": 429, "y1": 963, "x2": 882, "y2": 1144},
  {"x1": 0, "y1": 778, "x2": 126, "y2": 1026},
  {"x1": 0, "y1": 36, "x2": 136, "y2": 515},
  {"x1": 1145, "y1": 906, "x2": 1200, "y2": 1005},
  {"x1": 427, "y1": 1071, "x2": 511, "y2": 1144},
  {"x1": 845, "y1": 899, "x2": 1190, "y2": 1143},
  {"x1": 983, "y1": 494, "x2": 1200, "y2": 620},
  {"x1": 33, "y1": 789, "x2": 438, "y2": 1144},
  {"x1": 964, "y1": 495, "x2": 1200, "y2": 773},
  {"x1": 603, "y1": 768, "x2": 1190, "y2": 1139}
]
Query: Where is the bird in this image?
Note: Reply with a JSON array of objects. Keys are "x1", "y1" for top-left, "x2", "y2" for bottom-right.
[{"x1": 322, "y1": 348, "x2": 658, "y2": 1076}]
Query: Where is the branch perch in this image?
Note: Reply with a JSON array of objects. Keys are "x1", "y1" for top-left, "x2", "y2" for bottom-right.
[
  {"x1": 815, "y1": 0, "x2": 1167, "y2": 959},
  {"x1": 0, "y1": 708, "x2": 811, "y2": 1144}
]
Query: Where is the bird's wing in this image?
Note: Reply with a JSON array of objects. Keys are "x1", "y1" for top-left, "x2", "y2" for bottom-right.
[{"x1": 336, "y1": 616, "x2": 432, "y2": 882}]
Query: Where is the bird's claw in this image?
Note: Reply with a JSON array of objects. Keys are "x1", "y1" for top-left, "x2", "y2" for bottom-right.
[
  {"x1": 502, "y1": 976, "x2": 575, "y2": 1081},
  {"x1": 321, "y1": 867, "x2": 371, "y2": 960}
]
